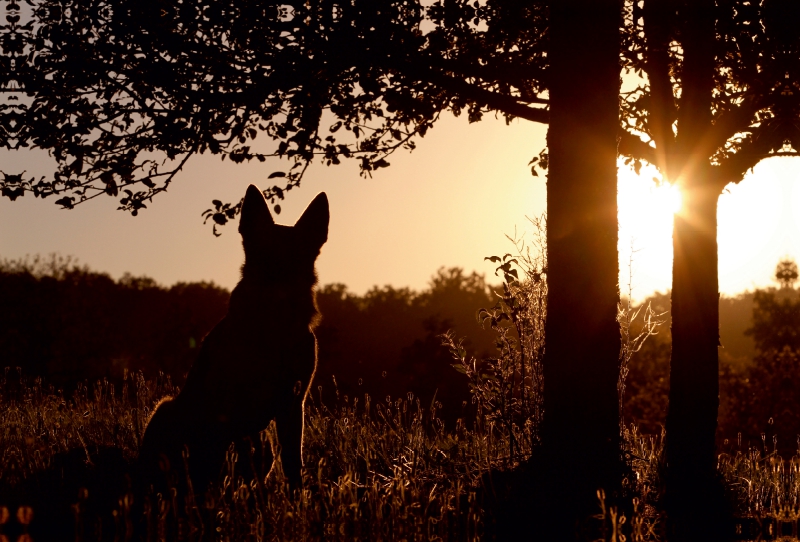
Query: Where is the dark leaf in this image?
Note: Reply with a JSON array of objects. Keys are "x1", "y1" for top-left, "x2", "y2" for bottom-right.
[
  {"x1": 1, "y1": 187, "x2": 24, "y2": 201},
  {"x1": 55, "y1": 196, "x2": 74, "y2": 209}
]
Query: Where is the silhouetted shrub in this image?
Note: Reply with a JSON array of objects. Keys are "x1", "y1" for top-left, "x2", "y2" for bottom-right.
[
  {"x1": 720, "y1": 277, "x2": 800, "y2": 456},
  {"x1": 445, "y1": 227, "x2": 547, "y2": 468},
  {"x1": 314, "y1": 267, "x2": 498, "y2": 426}
]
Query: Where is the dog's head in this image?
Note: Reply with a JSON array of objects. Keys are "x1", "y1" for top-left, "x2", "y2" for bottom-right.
[{"x1": 238, "y1": 185, "x2": 329, "y2": 285}]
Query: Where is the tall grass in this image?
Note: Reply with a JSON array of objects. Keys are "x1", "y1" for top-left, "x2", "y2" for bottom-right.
[
  {"x1": 445, "y1": 218, "x2": 547, "y2": 470},
  {"x1": 719, "y1": 444, "x2": 800, "y2": 520},
  {"x1": 0, "y1": 371, "x2": 683, "y2": 541},
  {"x1": 1, "y1": 371, "x2": 492, "y2": 540},
  {"x1": 0, "y1": 369, "x2": 170, "y2": 474},
  {"x1": 4, "y1": 229, "x2": 790, "y2": 540}
]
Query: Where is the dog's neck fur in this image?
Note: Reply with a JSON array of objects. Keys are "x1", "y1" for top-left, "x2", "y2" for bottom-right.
[{"x1": 228, "y1": 273, "x2": 321, "y2": 330}]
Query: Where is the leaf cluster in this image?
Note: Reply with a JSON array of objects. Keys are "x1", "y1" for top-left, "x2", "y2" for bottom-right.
[
  {"x1": 619, "y1": 0, "x2": 800, "y2": 187},
  {"x1": 446, "y1": 217, "x2": 546, "y2": 468},
  {"x1": 1, "y1": 0, "x2": 549, "y2": 224}
]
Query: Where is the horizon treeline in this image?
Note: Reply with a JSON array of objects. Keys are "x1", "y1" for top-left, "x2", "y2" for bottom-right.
[
  {"x1": 0, "y1": 255, "x2": 229, "y2": 386},
  {"x1": 2, "y1": 254, "x2": 790, "y2": 434},
  {"x1": 626, "y1": 275, "x2": 800, "y2": 456},
  {"x1": 0, "y1": 255, "x2": 498, "y2": 424}
]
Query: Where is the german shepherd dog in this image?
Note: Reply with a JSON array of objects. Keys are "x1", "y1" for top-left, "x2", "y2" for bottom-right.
[{"x1": 138, "y1": 185, "x2": 329, "y2": 495}]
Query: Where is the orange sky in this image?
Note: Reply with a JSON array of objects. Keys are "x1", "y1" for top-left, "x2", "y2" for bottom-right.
[
  {"x1": 2, "y1": 113, "x2": 800, "y2": 301},
  {"x1": 0, "y1": 114, "x2": 546, "y2": 295}
]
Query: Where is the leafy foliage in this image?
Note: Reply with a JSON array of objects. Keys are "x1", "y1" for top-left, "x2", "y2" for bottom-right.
[
  {"x1": 445, "y1": 217, "x2": 546, "y2": 468},
  {"x1": 619, "y1": 0, "x2": 800, "y2": 186},
  {"x1": 1, "y1": 0, "x2": 548, "y2": 222}
]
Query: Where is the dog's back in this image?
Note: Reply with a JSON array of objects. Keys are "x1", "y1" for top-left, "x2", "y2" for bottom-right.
[{"x1": 138, "y1": 185, "x2": 329, "y2": 495}]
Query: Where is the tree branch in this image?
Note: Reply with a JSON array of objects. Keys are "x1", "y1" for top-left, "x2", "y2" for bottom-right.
[
  {"x1": 397, "y1": 62, "x2": 549, "y2": 124},
  {"x1": 618, "y1": 129, "x2": 656, "y2": 165},
  {"x1": 425, "y1": 56, "x2": 549, "y2": 104}
]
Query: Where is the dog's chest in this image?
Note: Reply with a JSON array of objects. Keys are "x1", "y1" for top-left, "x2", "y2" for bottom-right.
[{"x1": 200, "y1": 315, "x2": 316, "y2": 411}]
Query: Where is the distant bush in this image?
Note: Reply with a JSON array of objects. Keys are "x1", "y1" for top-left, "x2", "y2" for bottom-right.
[
  {"x1": 719, "y1": 280, "x2": 800, "y2": 456},
  {"x1": 284, "y1": 266, "x2": 500, "y2": 426},
  {"x1": 0, "y1": 255, "x2": 501, "y2": 424},
  {"x1": 0, "y1": 255, "x2": 229, "y2": 389}
]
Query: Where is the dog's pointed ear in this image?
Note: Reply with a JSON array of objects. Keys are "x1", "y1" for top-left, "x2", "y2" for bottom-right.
[
  {"x1": 295, "y1": 192, "x2": 329, "y2": 251},
  {"x1": 239, "y1": 185, "x2": 274, "y2": 236}
]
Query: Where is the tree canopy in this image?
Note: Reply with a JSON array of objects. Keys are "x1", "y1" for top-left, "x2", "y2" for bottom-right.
[
  {"x1": 619, "y1": 0, "x2": 800, "y2": 185},
  {"x1": 5, "y1": 1, "x2": 800, "y2": 216},
  {"x1": 1, "y1": 0, "x2": 548, "y2": 227}
]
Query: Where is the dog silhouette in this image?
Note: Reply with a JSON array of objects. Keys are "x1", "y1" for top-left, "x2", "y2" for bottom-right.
[{"x1": 138, "y1": 185, "x2": 329, "y2": 495}]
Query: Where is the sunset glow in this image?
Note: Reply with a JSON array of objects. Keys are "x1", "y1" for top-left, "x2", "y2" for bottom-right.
[
  {"x1": 617, "y1": 162, "x2": 680, "y2": 299},
  {"x1": 718, "y1": 157, "x2": 800, "y2": 296},
  {"x1": 618, "y1": 156, "x2": 800, "y2": 301},
  {"x1": 4, "y1": 115, "x2": 800, "y2": 303}
]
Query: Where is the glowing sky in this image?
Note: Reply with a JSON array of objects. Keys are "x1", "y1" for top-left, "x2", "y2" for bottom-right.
[
  {"x1": 0, "y1": 114, "x2": 546, "y2": 295},
  {"x1": 2, "y1": 112, "x2": 800, "y2": 302},
  {"x1": 617, "y1": 156, "x2": 800, "y2": 300}
]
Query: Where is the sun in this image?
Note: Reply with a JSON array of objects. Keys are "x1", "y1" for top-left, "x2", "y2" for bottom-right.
[
  {"x1": 618, "y1": 165, "x2": 681, "y2": 223},
  {"x1": 617, "y1": 161, "x2": 680, "y2": 300},
  {"x1": 617, "y1": 156, "x2": 800, "y2": 302}
]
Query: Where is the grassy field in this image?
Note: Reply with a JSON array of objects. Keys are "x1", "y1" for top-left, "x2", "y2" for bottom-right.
[
  {"x1": 1, "y1": 368, "x2": 798, "y2": 540},
  {"x1": 0, "y1": 369, "x2": 616, "y2": 541},
  {"x1": 0, "y1": 242, "x2": 793, "y2": 541}
]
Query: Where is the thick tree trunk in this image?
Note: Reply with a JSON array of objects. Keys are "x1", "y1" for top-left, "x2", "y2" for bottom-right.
[
  {"x1": 541, "y1": 0, "x2": 623, "y2": 527},
  {"x1": 665, "y1": 179, "x2": 727, "y2": 540},
  {"x1": 484, "y1": 3, "x2": 622, "y2": 538}
]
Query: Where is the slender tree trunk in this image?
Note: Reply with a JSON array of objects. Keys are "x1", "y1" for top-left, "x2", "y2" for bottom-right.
[
  {"x1": 540, "y1": 0, "x2": 623, "y2": 529},
  {"x1": 665, "y1": 179, "x2": 725, "y2": 539},
  {"x1": 663, "y1": 2, "x2": 730, "y2": 538}
]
